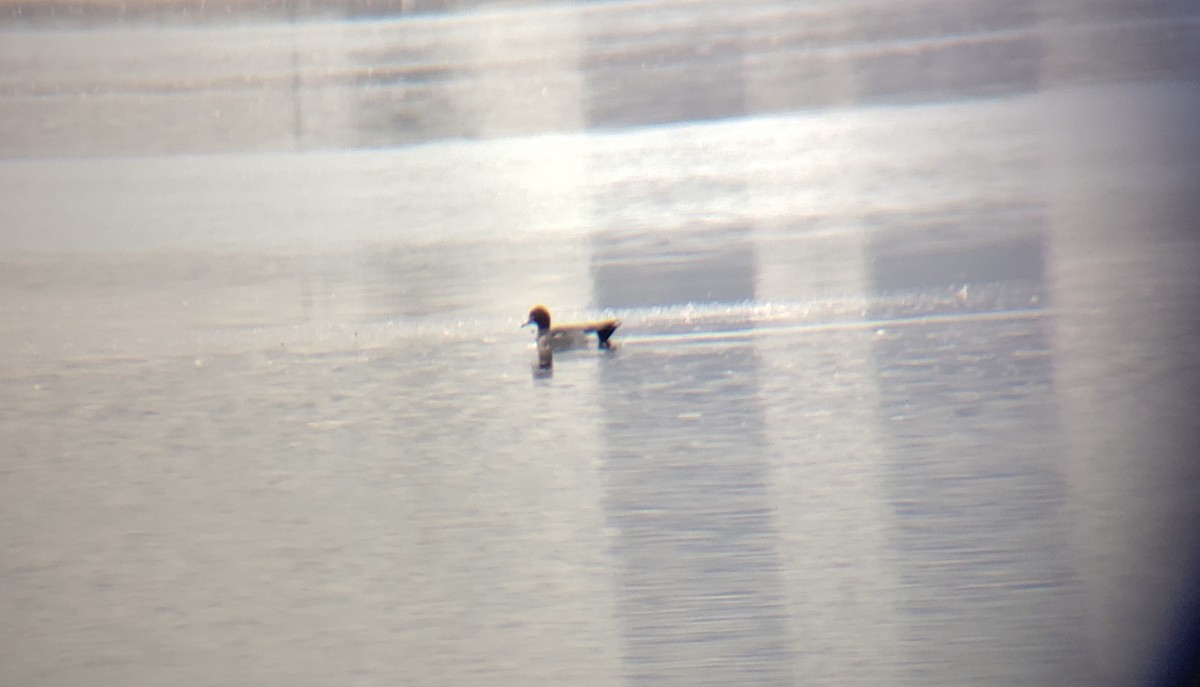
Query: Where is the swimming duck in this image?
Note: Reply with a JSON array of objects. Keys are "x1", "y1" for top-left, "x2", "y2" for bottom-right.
[{"x1": 522, "y1": 305, "x2": 621, "y2": 352}]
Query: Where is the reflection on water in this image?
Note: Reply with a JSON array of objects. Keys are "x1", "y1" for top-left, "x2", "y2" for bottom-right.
[
  {"x1": 593, "y1": 227, "x2": 757, "y2": 311},
  {"x1": 867, "y1": 210, "x2": 1073, "y2": 681},
  {"x1": 601, "y1": 343, "x2": 792, "y2": 685},
  {"x1": 875, "y1": 314, "x2": 1075, "y2": 684},
  {"x1": 2, "y1": 1, "x2": 1199, "y2": 686}
]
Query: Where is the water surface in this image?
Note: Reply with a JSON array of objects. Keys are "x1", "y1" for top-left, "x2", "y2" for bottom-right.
[{"x1": 2, "y1": 2, "x2": 1199, "y2": 685}]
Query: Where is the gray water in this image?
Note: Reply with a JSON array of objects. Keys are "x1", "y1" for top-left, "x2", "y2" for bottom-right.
[{"x1": 2, "y1": 2, "x2": 1199, "y2": 685}]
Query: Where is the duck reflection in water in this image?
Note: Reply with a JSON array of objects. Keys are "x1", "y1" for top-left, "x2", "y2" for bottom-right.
[{"x1": 522, "y1": 305, "x2": 621, "y2": 375}]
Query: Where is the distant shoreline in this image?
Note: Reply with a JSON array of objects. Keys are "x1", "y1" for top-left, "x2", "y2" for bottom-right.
[{"x1": 0, "y1": 0, "x2": 467, "y2": 26}]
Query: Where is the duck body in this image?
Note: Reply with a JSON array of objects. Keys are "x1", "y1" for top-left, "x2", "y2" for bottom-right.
[{"x1": 523, "y1": 305, "x2": 621, "y2": 352}]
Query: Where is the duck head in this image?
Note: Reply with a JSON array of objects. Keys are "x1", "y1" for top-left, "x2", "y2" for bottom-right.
[{"x1": 522, "y1": 305, "x2": 551, "y2": 333}]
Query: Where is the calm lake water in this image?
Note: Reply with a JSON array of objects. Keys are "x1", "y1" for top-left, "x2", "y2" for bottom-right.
[{"x1": 1, "y1": 2, "x2": 1199, "y2": 685}]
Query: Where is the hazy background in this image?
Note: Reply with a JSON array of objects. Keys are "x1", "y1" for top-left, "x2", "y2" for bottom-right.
[{"x1": 1, "y1": 1, "x2": 1198, "y2": 685}]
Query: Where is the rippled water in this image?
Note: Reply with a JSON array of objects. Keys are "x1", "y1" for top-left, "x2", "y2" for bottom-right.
[{"x1": 2, "y1": 2, "x2": 1199, "y2": 686}]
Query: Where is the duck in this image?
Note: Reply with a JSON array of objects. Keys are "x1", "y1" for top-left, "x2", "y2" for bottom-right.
[{"x1": 522, "y1": 305, "x2": 621, "y2": 353}]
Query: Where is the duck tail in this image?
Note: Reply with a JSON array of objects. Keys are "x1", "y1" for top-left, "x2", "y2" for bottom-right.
[{"x1": 595, "y1": 320, "x2": 621, "y2": 349}]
